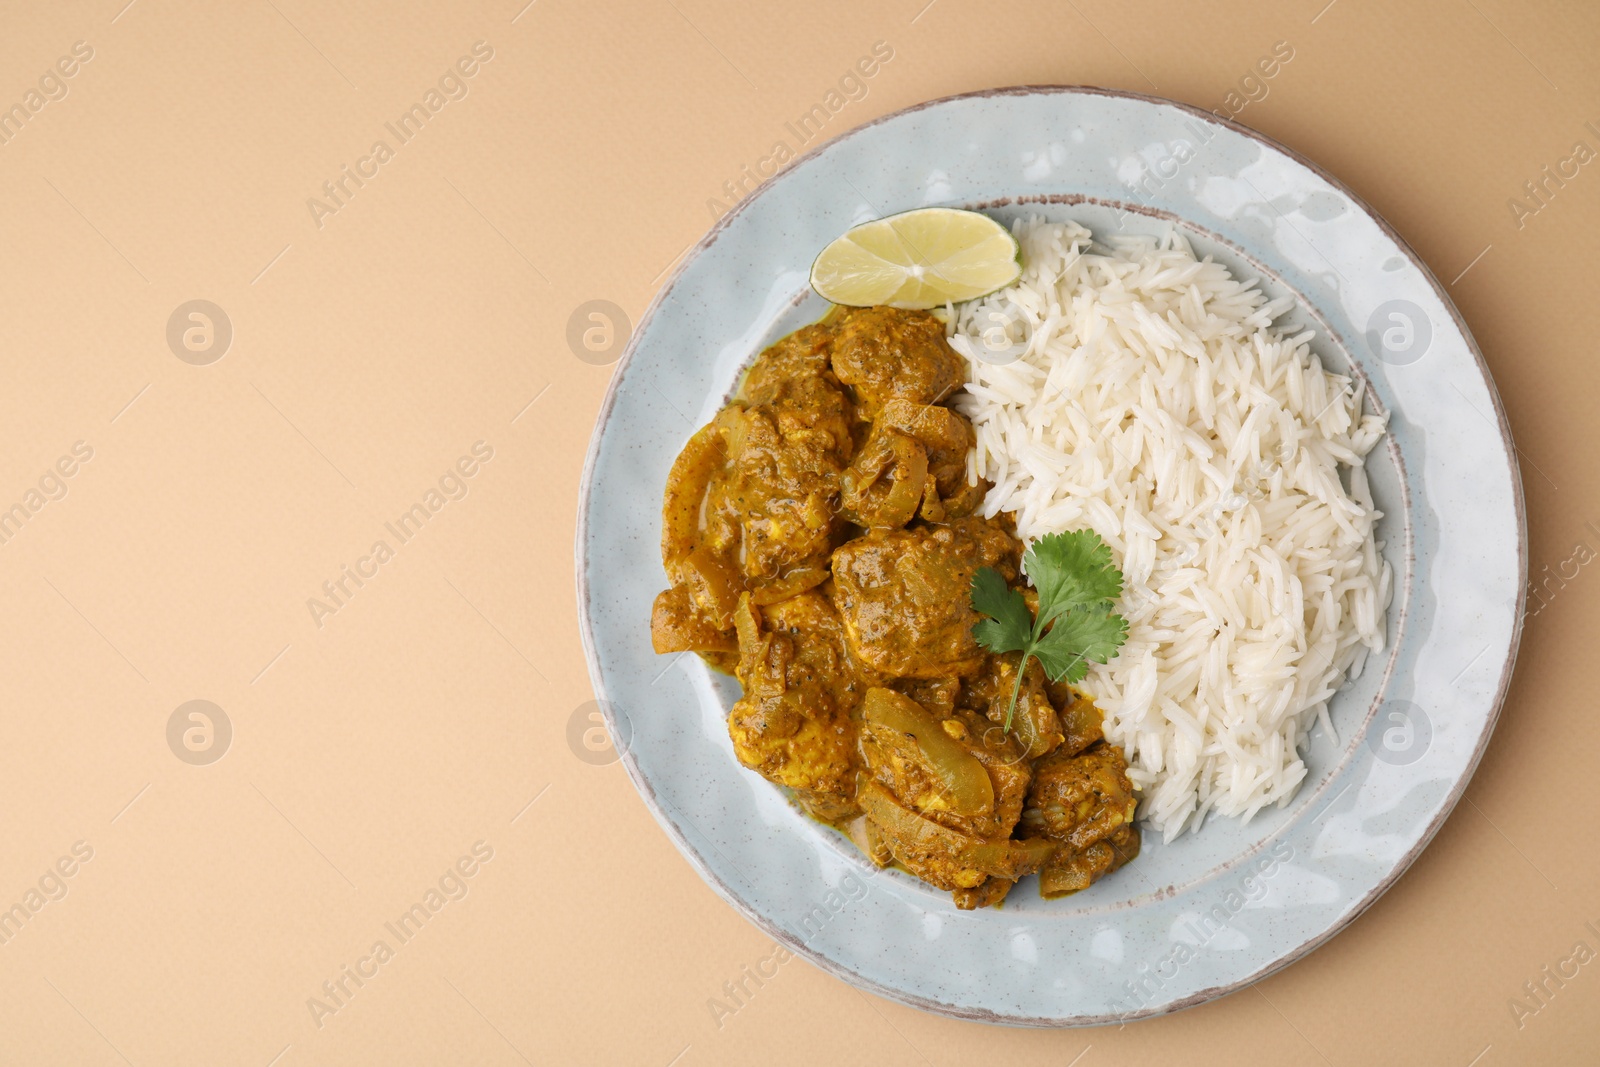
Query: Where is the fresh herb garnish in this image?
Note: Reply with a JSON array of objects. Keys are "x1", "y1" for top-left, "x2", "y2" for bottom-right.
[{"x1": 970, "y1": 530, "x2": 1129, "y2": 732}]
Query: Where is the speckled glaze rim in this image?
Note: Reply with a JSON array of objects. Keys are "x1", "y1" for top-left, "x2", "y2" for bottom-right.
[{"x1": 575, "y1": 85, "x2": 1527, "y2": 1026}]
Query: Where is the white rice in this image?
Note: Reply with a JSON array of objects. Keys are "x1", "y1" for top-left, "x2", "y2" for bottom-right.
[{"x1": 947, "y1": 218, "x2": 1391, "y2": 842}]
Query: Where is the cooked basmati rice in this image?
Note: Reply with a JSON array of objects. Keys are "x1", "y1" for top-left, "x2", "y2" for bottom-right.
[{"x1": 948, "y1": 218, "x2": 1391, "y2": 842}]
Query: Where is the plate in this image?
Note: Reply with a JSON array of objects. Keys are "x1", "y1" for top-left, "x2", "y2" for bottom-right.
[{"x1": 575, "y1": 87, "x2": 1526, "y2": 1025}]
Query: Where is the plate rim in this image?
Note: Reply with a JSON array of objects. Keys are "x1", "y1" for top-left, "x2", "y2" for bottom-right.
[{"x1": 574, "y1": 84, "x2": 1529, "y2": 1026}]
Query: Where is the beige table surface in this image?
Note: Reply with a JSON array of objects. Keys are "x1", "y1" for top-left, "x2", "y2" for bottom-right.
[{"x1": 1, "y1": 0, "x2": 1595, "y2": 1063}]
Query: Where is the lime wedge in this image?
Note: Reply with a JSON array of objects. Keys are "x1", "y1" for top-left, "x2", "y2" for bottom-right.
[{"x1": 809, "y1": 208, "x2": 1022, "y2": 309}]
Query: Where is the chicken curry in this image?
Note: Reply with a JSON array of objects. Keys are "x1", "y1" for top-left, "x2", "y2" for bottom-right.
[{"x1": 650, "y1": 306, "x2": 1140, "y2": 908}]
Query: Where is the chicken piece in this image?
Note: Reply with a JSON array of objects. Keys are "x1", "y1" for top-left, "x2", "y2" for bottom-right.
[
  {"x1": 1038, "y1": 825, "x2": 1141, "y2": 898},
  {"x1": 860, "y1": 692, "x2": 1046, "y2": 904},
  {"x1": 839, "y1": 428, "x2": 928, "y2": 529},
  {"x1": 1047, "y1": 680, "x2": 1106, "y2": 756},
  {"x1": 872, "y1": 399, "x2": 973, "y2": 499},
  {"x1": 858, "y1": 781, "x2": 1054, "y2": 894},
  {"x1": 960, "y1": 654, "x2": 1065, "y2": 762},
  {"x1": 840, "y1": 399, "x2": 980, "y2": 528},
  {"x1": 650, "y1": 585, "x2": 739, "y2": 655},
  {"x1": 658, "y1": 424, "x2": 745, "y2": 634},
  {"x1": 830, "y1": 306, "x2": 967, "y2": 416},
  {"x1": 951, "y1": 708, "x2": 1037, "y2": 840},
  {"x1": 1019, "y1": 742, "x2": 1138, "y2": 852},
  {"x1": 860, "y1": 691, "x2": 995, "y2": 820},
  {"x1": 726, "y1": 592, "x2": 869, "y2": 820},
  {"x1": 891, "y1": 676, "x2": 959, "y2": 719},
  {"x1": 656, "y1": 327, "x2": 856, "y2": 634},
  {"x1": 708, "y1": 364, "x2": 855, "y2": 583},
  {"x1": 831, "y1": 516, "x2": 1021, "y2": 678},
  {"x1": 952, "y1": 877, "x2": 1014, "y2": 910},
  {"x1": 739, "y1": 322, "x2": 835, "y2": 405}
]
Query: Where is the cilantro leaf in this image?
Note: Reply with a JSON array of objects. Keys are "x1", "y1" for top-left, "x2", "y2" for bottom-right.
[
  {"x1": 1030, "y1": 604, "x2": 1128, "y2": 684},
  {"x1": 1025, "y1": 530, "x2": 1124, "y2": 624},
  {"x1": 968, "y1": 528, "x2": 1130, "y2": 733},
  {"x1": 970, "y1": 566, "x2": 1032, "y2": 654}
]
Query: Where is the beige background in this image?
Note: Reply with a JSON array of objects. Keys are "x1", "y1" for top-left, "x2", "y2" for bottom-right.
[{"x1": 0, "y1": 0, "x2": 1594, "y2": 1063}]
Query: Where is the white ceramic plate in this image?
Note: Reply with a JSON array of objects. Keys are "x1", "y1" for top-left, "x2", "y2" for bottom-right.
[{"x1": 576, "y1": 87, "x2": 1525, "y2": 1025}]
